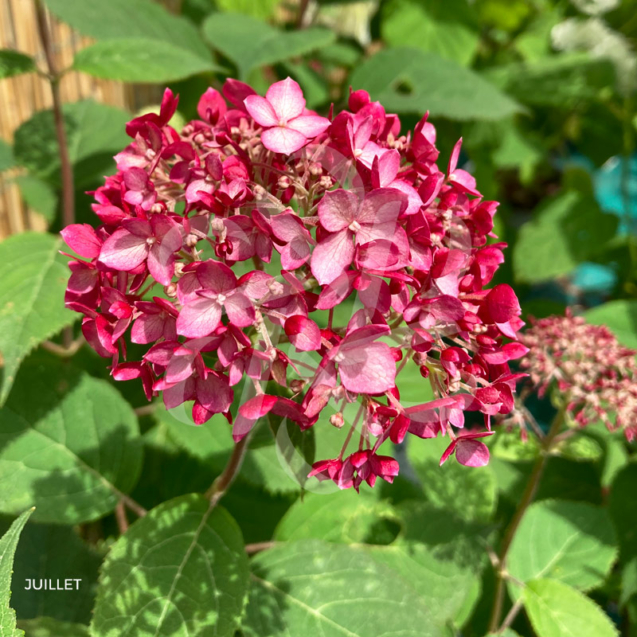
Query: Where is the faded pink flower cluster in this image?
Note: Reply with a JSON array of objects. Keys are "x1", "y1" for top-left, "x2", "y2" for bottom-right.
[
  {"x1": 520, "y1": 312, "x2": 637, "y2": 441},
  {"x1": 61, "y1": 77, "x2": 526, "y2": 490}
]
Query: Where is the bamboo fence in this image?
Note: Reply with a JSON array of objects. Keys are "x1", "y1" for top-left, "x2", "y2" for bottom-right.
[{"x1": 0, "y1": 0, "x2": 164, "y2": 239}]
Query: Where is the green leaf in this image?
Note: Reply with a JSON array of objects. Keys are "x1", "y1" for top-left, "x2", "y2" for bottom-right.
[
  {"x1": 244, "y1": 540, "x2": 444, "y2": 637},
  {"x1": 18, "y1": 618, "x2": 89, "y2": 637},
  {"x1": 1, "y1": 520, "x2": 102, "y2": 623},
  {"x1": 609, "y1": 462, "x2": 637, "y2": 563},
  {"x1": 0, "y1": 233, "x2": 75, "y2": 404},
  {"x1": 13, "y1": 101, "x2": 130, "y2": 189},
  {"x1": 14, "y1": 175, "x2": 58, "y2": 223},
  {"x1": 507, "y1": 500, "x2": 617, "y2": 600},
  {"x1": 43, "y1": 0, "x2": 211, "y2": 61},
  {"x1": 513, "y1": 191, "x2": 618, "y2": 283},
  {"x1": 203, "y1": 13, "x2": 335, "y2": 79},
  {"x1": 215, "y1": 0, "x2": 279, "y2": 20},
  {"x1": 274, "y1": 489, "x2": 398, "y2": 544},
  {"x1": 0, "y1": 50, "x2": 36, "y2": 79},
  {"x1": 74, "y1": 39, "x2": 219, "y2": 83},
  {"x1": 585, "y1": 300, "x2": 637, "y2": 349},
  {"x1": 381, "y1": 0, "x2": 479, "y2": 66},
  {"x1": 523, "y1": 579, "x2": 619, "y2": 637},
  {"x1": 0, "y1": 139, "x2": 14, "y2": 172},
  {"x1": 91, "y1": 495, "x2": 248, "y2": 637},
  {"x1": 485, "y1": 55, "x2": 615, "y2": 108},
  {"x1": 620, "y1": 557, "x2": 637, "y2": 607},
  {"x1": 349, "y1": 47, "x2": 523, "y2": 121},
  {"x1": 0, "y1": 356, "x2": 142, "y2": 523},
  {"x1": 0, "y1": 508, "x2": 34, "y2": 637},
  {"x1": 407, "y1": 435, "x2": 497, "y2": 522}
]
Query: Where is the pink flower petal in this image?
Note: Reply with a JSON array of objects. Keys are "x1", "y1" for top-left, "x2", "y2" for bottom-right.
[
  {"x1": 61, "y1": 224, "x2": 101, "y2": 259},
  {"x1": 338, "y1": 342, "x2": 396, "y2": 394},
  {"x1": 318, "y1": 189, "x2": 359, "y2": 232},
  {"x1": 265, "y1": 77, "x2": 305, "y2": 122},
  {"x1": 288, "y1": 115, "x2": 330, "y2": 139},
  {"x1": 239, "y1": 394, "x2": 278, "y2": 419},
  {"x1": 131, "y1": 313, "x2": 166, "y2": 344},
  {"x1": 244, "y1": 95, "x2": 279, "y2": 128},
  {"x1": 177, "y1": 297, "x2": 222, "y2": 338},
  {"x1": 147, "y1": 242, "x2": 175, "y2": 286},
  {"x1": 285, "y1": 315, "x2": 321, "y2": 351},
  {"x1": 310, "y1": 229, "x2": 354, "y2": 285},
  {"x1": 197, "y1": 260, "x2": 237, "y2": 294},
  {"x1": 455, "y1": 439, "x2": 490, "y2": 467},
  {"x1": 99, "y1": 228, "x2": 149, "y2": 271},
  {"x1": 223, "y1": 292, "x2": 255, "y2": 328},
  {"x1": 486, "y1": 284, "x2": 520, "y2": 324},
  {"x1": 448, "y1": 138, "x2": 462, "y2": 175},
  {"x1": 261, "y1": 126, "x2": 307, "y2": 154}
]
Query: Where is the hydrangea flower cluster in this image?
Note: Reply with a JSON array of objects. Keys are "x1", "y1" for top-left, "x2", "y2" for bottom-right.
[
  {"x1": 520, "y1": 312, "x2": 637, "y2": 441},
  {"x1": 61, "y1": 77, "x2": 526, "y2": 491}
]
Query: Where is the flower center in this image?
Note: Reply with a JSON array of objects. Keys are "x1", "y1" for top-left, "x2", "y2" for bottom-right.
[{"x1": 348, "y1": 220, "x2": 361, "y2": 233}]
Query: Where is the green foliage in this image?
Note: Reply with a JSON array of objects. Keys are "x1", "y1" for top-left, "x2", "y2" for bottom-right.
[
  {"x1": 0, "y1": 233, "x2": 75, "y2": 404},
  {"x1": 350, "y1": 47, "x2": 523, "y2": 120},
  {"x1": 18, "y1": 618, "x2": 89, "y2": 637},
  {"x1": 0, "y1": 139, "x2": 13, "y2": 172},
  {"x1": 13, "y1": 176, "x2": 57, "y2": 224},
  {"x1": 0, "y1": 50, "x2": 36, "y2": 79},
  {"x1": 381, "y1": 0, "x2": 479, "y2": 66},
  {"x1": 13, "y1": 101, "x2": 130, "y2": 189},
  {"x1": 514, "y1": 191, "x2": 618, "y2": 283},
  {"x1": 74, "y1": 39, "x2": 221, "y2": 83},
  {"x1": 507, "y1": 500, "x2": 617, "y2": 598},
  {"x1": 244, "y1": 539, "x2": 445, "y2": 636},
  {"x1": 91, "y1": 495, "x2": 248, "y2": 637},
  {"x1": 609, "y1": 462, "x2": 637, "y2": 563},
  {"x1": 0, "y1": 356, "x2": 142, "y2": 523},
  {"x1": 203, "y1": 13, "x2": 335, "y2": 80},
  {"x1": 523, "y1": 579, "x2": 619, "y2": 637},
  {"x1": 43, "y1": 0, "x2": 211, "y2": 61},
  {"x1": 0, "y1": 509, "x2": 33, "y2": 637},
  {"x1": 1, "y1": 521, "x2": 102, "y2": 624},
  {"x1": 586, "y1": 301, "x2": 637, "y2": 349}
]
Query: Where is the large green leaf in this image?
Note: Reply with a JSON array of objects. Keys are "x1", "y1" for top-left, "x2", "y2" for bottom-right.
[
  {"x1": 1, "y1": 520, "x2": 102, "y2": 623},
  {"x1": 349, "y1": 47, "x2": 523, "y2": 121},
  {"x1": 244, "y1": 540, "x2": 445, "y2": 637},
  {"x1": 407, "y1": 435, "x2": 497, "y2": 522},
  {"x1": 0, "y1": 233, "x2": 75, "y2": 404},
  {"x1": 13, "y1": 101, "x2": 130, "y2": 188},
  {"x1": 485, "y1": 55, "x2": 615, "y2": 108},
  {"x1": 381, "y1": 0, "x2": 479, "y2": 66},
  {"x1": 523, "y1": 579, "x2": 619, "y2": 637},
  {"x1": 274, "y1": 489, "x2": 397, "y2": 544},
  {"x1": 74, "y1": 39, "x2": 219, "y2": 83},
  {"x1": 18, "y1": 618, "x2": 89, "y2": 637},
  {"x1": 203, "y1": 13, "x2": 335, "y2": 79},
  {"x1": 0, "y1": 356, "x2": 142, "y2": 523},
  {"x1": 609, "y1": 462, "x2": 637, "y2": 563},
  {"x1": 0, "y1": 509, "x2": 33, "y2": 637},
  {"x1": 585, "y1": 300, "x2": 637, "y2": 349},
  {"x1": 43, "y1": 0, "x2": 211, "y2": 61},
  {"x1": 0, "y1": 49, "x2": 37, "y2": 79},
  {"x1": 91, "y1": 495, "x2": 248, "y2": 637},
  {"x1": 513, "y1": 191, "x2": 618, "y2": 283},
  {"x1": 507, "y1": 500, "x2": 617, "y2": 600},
  {"x1": 0, "y1": 50, "x2": 36, "y2": 79}
]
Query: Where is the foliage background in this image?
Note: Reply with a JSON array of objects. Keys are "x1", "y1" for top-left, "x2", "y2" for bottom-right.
[{"x1": 0, "y1": 0, "x2": 636, "y2": 636}]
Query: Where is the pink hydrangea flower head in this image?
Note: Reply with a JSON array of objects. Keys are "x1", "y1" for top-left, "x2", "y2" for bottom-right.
[{"x1": 60, "y1": 76, "x2": 525, "y2": 491}]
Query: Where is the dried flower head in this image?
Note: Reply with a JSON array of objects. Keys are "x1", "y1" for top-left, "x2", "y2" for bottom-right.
[
  {"x1": 61, "y1": 78, "x2": 525, "y2": 490},
  {"x1": 520, "y1": 311, "x2": 637, "y2": 441}
]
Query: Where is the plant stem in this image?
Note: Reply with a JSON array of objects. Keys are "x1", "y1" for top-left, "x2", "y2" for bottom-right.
[
  {"x1": 34, "y1": 0, "x2": 74, "y2": 229},
  {"x1": 488, "y1": 409, "x2": 565, "y2": 633},
  {"x1": 205, "y1": 435, "x2": 250, "y2": 505},
  {"x1": 121, "y1": 494, "x2": 148, "y2": 518},
  {"x1": 115, "y1": 501, "x2": 129, "y2": 534},
  {"x1": 245, "y1": 541, "x2": 277, "y2": 554},
  {"x1": 34, "y1": 0, "x2": 75, "y2": 348},
  {"x1": 296, "y1": 0, "x2": 311, "y2": 28}
]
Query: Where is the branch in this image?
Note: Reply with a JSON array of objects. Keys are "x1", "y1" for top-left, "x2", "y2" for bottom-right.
[
  {"x1": 115, "y1": 500, "x2": 129, "y2": 534},
  {"x1": 121, "y1": 494, "x2": 147, "y2": 518},
  {"x1": 487, "y1": 409, "x2": 565, "y2": 632},
  {"x1": 205, "y1": 435, "x2": 250, "y2": 505},
  {"x1": 245, "y1": 541, "x2": 277, "y2": 555}
]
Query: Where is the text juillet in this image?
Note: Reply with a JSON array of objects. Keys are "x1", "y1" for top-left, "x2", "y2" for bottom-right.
[{"x1": 24, "y1": 579, "x2": 81, "y2": 590}]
